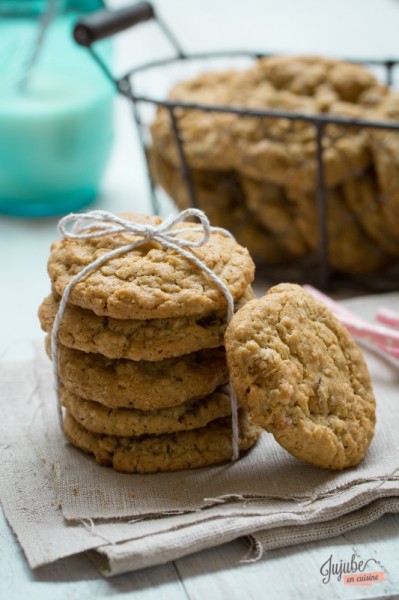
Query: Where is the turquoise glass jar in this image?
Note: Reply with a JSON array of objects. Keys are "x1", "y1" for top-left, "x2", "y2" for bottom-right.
[{"x1": 0, "y1": 0, "x2": 114, "y2": 217}]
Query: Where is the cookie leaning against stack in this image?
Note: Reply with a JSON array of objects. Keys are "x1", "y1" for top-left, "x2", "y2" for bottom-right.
[
  {"x1": 225, "y1": 283, "x2": 376, "y2": 470},
  {"x1": 38, "y1": 211, "x2": 261, "y2": 473}
]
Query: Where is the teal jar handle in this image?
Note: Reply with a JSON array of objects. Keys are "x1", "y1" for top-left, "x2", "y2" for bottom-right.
[
  {"x1": 74, "y1": 1, "x2": 185, "y2": 63},
  {"x1": 74, "y1": 1, "x2": 154, "y2": 46}
]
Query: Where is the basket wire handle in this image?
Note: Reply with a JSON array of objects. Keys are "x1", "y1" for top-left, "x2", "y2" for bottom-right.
[{"x1": 73, "y1": 1, "x2": 185, "y2": 86}]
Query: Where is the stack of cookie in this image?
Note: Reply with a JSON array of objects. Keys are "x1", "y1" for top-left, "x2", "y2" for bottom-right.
[
  {"x1": 149, "y1": 54, "x2": 399, "y2": 276},
  {"x1": 38, "y1": 212, "x2": 261, "y2": 473}
]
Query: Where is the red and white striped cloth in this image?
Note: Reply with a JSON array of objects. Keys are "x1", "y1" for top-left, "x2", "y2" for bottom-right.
[{"x1": 304, "y1": 285, "x2": 399, "y2": 361}]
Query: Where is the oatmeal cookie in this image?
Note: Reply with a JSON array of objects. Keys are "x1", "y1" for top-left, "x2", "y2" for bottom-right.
[
  {"x1": 286, "y1": 184, "x2": 389, "y2": 274},
  {"x1": 61, "y1": 385, "x2": 232, "y2": 436},
  {"x1": 150, "y1": 68, "x2": 253, "y2": 171},
  {"x1": 239, "y1": 175, "x2": 309, "y2": 258},
  {"x1": 150, "y1": 57, "x2": 380, "y2": 191},
  {"x1": 63, "y1": 410, "x2": 261, "y2": 473},
  {"x1": 369, "y1": 92, "x2": 399, "y2": 240},
  {"x1": 38, "y1": 286, "x2": 254, "y2": 361},
  {"x1": 149, "y1": 147, "x2": 290, "y2": 264},
  {"x1": 48, "y1": 212, "x2": 255, "y2": 320},
  {"x1": 49, "y1": 340, "x2": 228, "y2": 410},
  {"x1": 232, "y1": 99, "x2": 371, "y2": 191},
  {"x1": 225, "y1": 283, "x2": 376, "y2": 470},
  {"x1": 342, "y1": 168, "x2": 399, "y2": 258},
  {"x1": 255, "y1": 55, "x2": 387, "y2": 105}
]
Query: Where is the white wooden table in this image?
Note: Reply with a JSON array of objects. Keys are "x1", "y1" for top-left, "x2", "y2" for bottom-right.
[{"x1": 1, "y1": 1, "x2": 399, "y2": 597}]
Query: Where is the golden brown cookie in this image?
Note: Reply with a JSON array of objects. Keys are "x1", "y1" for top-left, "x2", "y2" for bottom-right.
[
  {"x1": 50, "y1": 340, "x2": 228, "y2": 410},
  {"x1": 342, "y1": 168, "x2": 399, "y2": 258},
  {"x1": 369, "y1": 92, "x2": 399, "y2": 240},
  {"x1": 150, "y1": 57, "x2": 381, "y2": 192},
  {"x1": 286, "y1": 184, "x2": 389, "y2": 274},
  {"x1": 48, "y1": 212, "x2": 255, "y2": 320},
  {"x1": 255, "y1": 55, "x2": 387, "y2": 104},
  {"x1": 150, "y1": 68, "x2": 249, "y2": 171},
  {"x1": 239, "y1": 175, "x2": 309, "y2": 258},
  {"x1": 225, "y1": 283, "x2": 376, "y2": 470},
  {"x1": 39, "y1": 286, "x2": 255, "y2": 361},
  {"x1": 63, "y1": 410, "x2": 261, "y2": 473},
  {"x1": 61, "y1": 385, "x2": 232, "y2": 436},
  {"x1": 149, "y1": 147, "x2": 290, "y2": 265},
  {"x1": 233, "y1": 100, "x2": 371, "y2": 192}
]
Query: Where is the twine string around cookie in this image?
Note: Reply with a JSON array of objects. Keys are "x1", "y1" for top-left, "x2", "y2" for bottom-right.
[{"x1": 51, "y1": 208, "x2": 240, "y2": 460}]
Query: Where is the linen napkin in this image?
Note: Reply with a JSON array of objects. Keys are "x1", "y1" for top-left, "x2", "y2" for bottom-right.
[{"x1": 0, "y1": 292, "x2": 398, "y2": 576}]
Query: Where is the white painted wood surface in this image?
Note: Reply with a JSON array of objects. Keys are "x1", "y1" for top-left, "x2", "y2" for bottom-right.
[
  {"x1": 1, "y1": 0, "x2": 399, "y2": 597},
  {"x1": 2, "y1": 506, "x2": 399, "y2": 599}
]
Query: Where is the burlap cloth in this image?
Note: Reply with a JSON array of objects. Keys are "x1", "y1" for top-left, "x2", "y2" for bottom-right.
[{"x1": 1, "y1": 293, "x2": 398, "y2": 577}]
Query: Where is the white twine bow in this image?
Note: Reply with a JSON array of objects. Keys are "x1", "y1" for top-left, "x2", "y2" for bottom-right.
[{"x1": 51, "y1": 208, "x2": 240, "y2": 460}]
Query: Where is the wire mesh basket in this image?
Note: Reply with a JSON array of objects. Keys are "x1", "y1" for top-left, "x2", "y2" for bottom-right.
[{"x1": 74, "y1": 1, "x2": 399, "y2": 292}]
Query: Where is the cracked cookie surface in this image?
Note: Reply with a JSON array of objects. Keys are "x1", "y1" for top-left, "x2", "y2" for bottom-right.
[
  {"x1": 48, "y1": 212, "x2": 254, "y2": 320},
  {"x1": 63, "y1": 410, "x2": 261, "y2": 473},
  {"x1": 225, "y1": 283, "x2": 376, "y2": 470}
]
